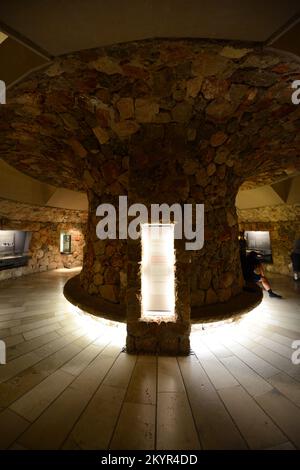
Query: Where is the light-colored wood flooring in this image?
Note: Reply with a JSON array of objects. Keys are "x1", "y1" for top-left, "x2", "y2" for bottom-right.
[{"x1": 0, "y1": 268, "x2": 299, "y2": 450}]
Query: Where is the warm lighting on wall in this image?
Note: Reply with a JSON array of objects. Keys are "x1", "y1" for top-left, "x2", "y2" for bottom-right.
[{"x1": 141, "y1": 224, "x2": 175, "y2": 321}]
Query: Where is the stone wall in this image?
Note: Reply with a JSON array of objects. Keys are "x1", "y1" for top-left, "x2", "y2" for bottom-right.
[
  {"x1": 238, "y1": 204, "x2": 300, "y2": 276},
  {"x1": 0, "y1": 199, "x2": 86, "y2": 281}
]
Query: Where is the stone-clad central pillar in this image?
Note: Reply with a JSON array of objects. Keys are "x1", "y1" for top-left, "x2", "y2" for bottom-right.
[
  {"x1": 123, "y1": 126, "x2": 245, "y2": 354},
  {"x1": 126, "y1": 129, "x2": 192, "y2": 354},
  {"x1": 78, "y1": 124, "x2": 245, "y2": 354},
  {"x1": 3, "y1": 40, "x2": 299, "y2": 355}
]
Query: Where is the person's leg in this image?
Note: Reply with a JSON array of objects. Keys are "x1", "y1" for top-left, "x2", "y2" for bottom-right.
[
  {"x1": 251, "y1": 272, "x2": 282, "y2": 298},
  {"x1": 260, "y1": 275, "x2": 271, "y2": 291},
  {"x1": 260, "y1": 275, "x2": 282, "y2": 298}
]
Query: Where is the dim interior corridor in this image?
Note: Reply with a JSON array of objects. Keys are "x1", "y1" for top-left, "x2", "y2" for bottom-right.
[{"x1": 0, "y1": 269, "x2": 299, "y2": 450}]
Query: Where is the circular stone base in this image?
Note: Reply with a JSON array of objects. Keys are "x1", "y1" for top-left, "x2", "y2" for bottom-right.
[
  {"x1": 191, "y1": 284, "x2": 263, "y2": 323},
  {"x1": 64, "y1": 275, "x2": 262, "y2": 324},
  {"x1": 64, "y1": 274, "x2": 126, "y2": 323}
]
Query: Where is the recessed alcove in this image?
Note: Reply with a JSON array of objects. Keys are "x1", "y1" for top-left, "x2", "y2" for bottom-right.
[
  {"x1": 141, "y1": 224, "x2": 176, "y2": 322},
  {"x1": 0, "y1": 230, "x2": 31, "y2": 270},
  {"x1": 245, "y1": 230, "x2": 273, "y2": 263}
]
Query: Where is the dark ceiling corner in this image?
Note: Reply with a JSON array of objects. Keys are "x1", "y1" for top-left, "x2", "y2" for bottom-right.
[
  {"x1": 0, "y1": 37, "x2": 48, "y2": 86},
  {"x1": 266, "y1": 12, "x2": 300, "y2": 57}
]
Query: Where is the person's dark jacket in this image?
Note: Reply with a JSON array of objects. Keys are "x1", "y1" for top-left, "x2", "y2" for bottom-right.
[{"x1": 243, "y1": 251, "x2": 260, "y2": 281}]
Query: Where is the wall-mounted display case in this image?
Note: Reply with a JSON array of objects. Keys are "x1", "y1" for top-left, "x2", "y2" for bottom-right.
[
  {"x1": 60, "y1": 233, "x2": 72, "y2": 254},
  {"x1": 245, "y1": 230, "x2": 273, "y2": 263},
  {"x1": 0, "y1": 230, "x2": 31, "y2": 270}
]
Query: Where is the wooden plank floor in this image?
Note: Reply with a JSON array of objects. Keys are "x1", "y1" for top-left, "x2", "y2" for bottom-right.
[{"x1": 0, "y1": 269, "x2": 299, "y2": 450}]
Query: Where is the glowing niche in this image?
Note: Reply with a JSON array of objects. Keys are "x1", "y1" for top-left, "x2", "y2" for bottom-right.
[{"x1": 141, "y1": 224, "x2": 175, "y2": 321}]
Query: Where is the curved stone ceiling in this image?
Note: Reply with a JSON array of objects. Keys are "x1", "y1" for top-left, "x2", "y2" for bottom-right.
[{"x1": 0, "y1": 39, "x2": 299, "y2": 193}]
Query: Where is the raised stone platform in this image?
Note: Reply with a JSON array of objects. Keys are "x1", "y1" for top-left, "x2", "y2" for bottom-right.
[
  {"x1": 64, "y1": 273, "x2": 262, "y2": 326},
  {"x1": 63, "y1": 274, "x2": 126, "y2": 323},
  {"x1": 191, "y1": 284, "x2": 262, "y2": 323}
]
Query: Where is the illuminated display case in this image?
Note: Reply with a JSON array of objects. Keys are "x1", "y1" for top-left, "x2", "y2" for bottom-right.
[
  {"x1": 245, "y1": 230, "x2": 273, "y2": 263},
  {"x1": 60, "y1": 233, "x2": 72, "y2": 254},
  {"x1": 141, "y1": 224, "x2": 175, "y2": 321},
  {"x1": 0, "y1": 230, "x2": 32, "y2": 270}
]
